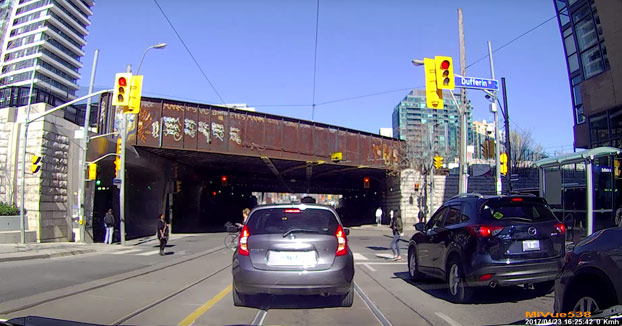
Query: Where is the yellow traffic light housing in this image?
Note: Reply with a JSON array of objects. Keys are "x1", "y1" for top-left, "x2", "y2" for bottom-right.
[
  {"x1": 88, "y1": 163, "x2": 97, "y2": 180},
  {"x1": 435, "y1": 56, "x2": 455, "y2": 90},
  {"x1": 500, "y1": 153, "x2": 508, "y2": 175},
  {"x1": 126, "y1": 75, "x2": 143, "y2": 114},
  {"x1": 31, "y1": 155, "x2": 42, "y2": 173},
  {"x1": 424, "y1": 58, "x2": 443, "y2": 109},
  {"x1": 114, "y1": 137, "x2": 122, "y2": 177},
  {"x1": 433, "y1": 155, "x2": 443, "y2": 169},
  {"x1": 175, "y1": 180, "x2": 182, "y2": 193},
  {"x1": 221, "y1": 176, "x2": 228, "y2": 187},
  {"x1": 363, "y1": 177, "x2": 370, "y2": 189},
  {"x1": 112, "y1": 73, "x2": 132, "y2": 107}
]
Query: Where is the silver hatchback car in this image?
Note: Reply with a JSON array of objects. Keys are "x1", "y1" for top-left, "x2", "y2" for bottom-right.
[{"x1": 231, "y1": 203, "x2": 355, "y2": 307}]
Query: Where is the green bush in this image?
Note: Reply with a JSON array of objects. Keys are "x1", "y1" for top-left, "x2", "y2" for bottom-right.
[{"x1": 0, "y1": 202, "x2": 20, "y2": 216}]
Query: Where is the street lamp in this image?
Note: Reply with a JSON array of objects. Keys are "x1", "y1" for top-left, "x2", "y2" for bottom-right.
[{"x1": 136, "y1": 43, "x2": 167, "y2": 75}]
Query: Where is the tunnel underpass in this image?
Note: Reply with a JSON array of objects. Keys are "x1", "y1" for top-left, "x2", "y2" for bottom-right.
[{"x1": 135, "y1": 148, "x2": 390, "y2": 234}]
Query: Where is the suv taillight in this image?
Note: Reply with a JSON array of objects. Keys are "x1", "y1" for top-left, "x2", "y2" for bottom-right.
[
  {"x1": 555, "y1": 223, "x2": 566, "y2": 234},
  {"x1": 336, "y1": 225, "x2": 347, "y2": 256},
  {"x1": 467, "y1": 225, "x2": 503, "y2": 237},
  {"x1": 238, "y1": 225, "x2": 250, "y2": 256}
]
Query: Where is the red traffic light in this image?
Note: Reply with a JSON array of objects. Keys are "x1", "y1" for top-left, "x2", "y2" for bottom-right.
[
  {"x1": 440, "y1": 60, "x2": 450, "y2": 70},
  {"x1": 364, "y1": 177, "x2": 369, "y2": 182},
  {"x1": 118, "y1": 77, "x2": 127, "y2": 87},
  {"x1": 221, "y1": 176, "x2": 227, "y2": 182}
]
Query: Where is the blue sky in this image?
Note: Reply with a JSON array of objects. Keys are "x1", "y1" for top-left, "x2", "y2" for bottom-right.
[{"x1": 78, "y1": 0, "x2": 573, "y2": 155}]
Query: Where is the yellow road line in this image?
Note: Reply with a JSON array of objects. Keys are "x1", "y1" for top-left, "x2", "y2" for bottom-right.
[{"x1": 178, "y1": 284, "x2": 232, "y2": 326}]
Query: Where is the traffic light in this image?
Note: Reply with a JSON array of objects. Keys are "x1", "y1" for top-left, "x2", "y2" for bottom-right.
[
  {"x1": 175, "y1": 180, "x2": 182, "y2": 193},
  {"x1": 31, "y1": 155, "x2": 41, "y2": 173},
  {"x1": 424, "y1": 58, "x2": 443, "y2": 109},
  {"x1": 500, "y1": 153, "x2": 508, "y2": 176},
  {"x1": 481, "y1": 141, "x2": 489, "y2": 159},
  {"x1": 88, "y1": 163, "x2": 97, "y2": 180},
  {"x1": 363, "y1": 177, "x2": 370, "y2": 189},
  {"x1": 414, "y1": 183, "x2": 420, "y2": 192},
  {"x1": 615, "y1": 159, "x2": 621, "y2": 179},
  {"x1": 435, "y1": 56, "x2": 455, "y2": 90},
  {"x1": 433, "y1": 155, "x2": 443, "y2": 169},
  {"x1": 221, "y1": 176, "x2": 228, "y2": 187},
  {"x1": 112, "y1": 73, "x2": 132, "y2": 107},
  {"x1": 114, "y1": 137, "x2": 122, "y2": 177},
  {"x1": 126, "y1": 75, "x2": 143, "y2": 114}
]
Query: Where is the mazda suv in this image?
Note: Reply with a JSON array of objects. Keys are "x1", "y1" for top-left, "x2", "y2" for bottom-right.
[{"x1": 408, "y1": 194, "x2": 565, "y2": 303}]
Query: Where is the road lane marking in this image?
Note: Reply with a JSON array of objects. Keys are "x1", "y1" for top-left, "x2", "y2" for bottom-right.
[
  {"x1": 355, "y1": 262, "x2": 405, "y2": 265},
  {"x1": 363, "y1": 263, "x2": 376, "y2": 272},
  {"x1": 354, "y1": 282, "x2": 392, "y2": 326},
  {"x1": 109, "y1": 249, "x2": 142, "y2": 255},
  {"x1": 178, "y1": 284, "x2": 232, "y2": 326},
  {"x1": 435, "y1": 312, "x2": 462, "y2": 326},
  {"x1": 137, "y1": 250, "x2": 160, "y2": 256},
  {"x1": 353, "y1": 253, "x2": 369, "y2": 260},
  {"x1": 251, "y1": 309, "x2": 268, "y2": 325}
]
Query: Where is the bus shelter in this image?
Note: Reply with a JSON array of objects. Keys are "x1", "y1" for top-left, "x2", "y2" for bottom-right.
[{"x1": 535, "y1": 147, "x2": 621, "y2": 240}]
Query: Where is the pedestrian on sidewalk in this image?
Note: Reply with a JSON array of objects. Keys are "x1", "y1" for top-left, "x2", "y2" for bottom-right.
[
  {"x1": 375, "y1": 207, "x2": 383, "y2": 226},
  {"x1": 103, "y1": 209, "x2": 114, "y2": 244},
  {"x1": 389, "y1": 209, "x2": 403, "y2": 261},
  {"x1": 157, "y1": 213, "x2": 169, "y2": 256}
]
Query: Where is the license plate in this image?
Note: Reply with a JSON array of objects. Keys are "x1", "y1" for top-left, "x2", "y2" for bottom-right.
[
  {"x1": 522, "y1": 240, "x2": 540, "y2": 251},
  {"x1": 267, "y1": 251, "x2": 317, "y2": 266}
]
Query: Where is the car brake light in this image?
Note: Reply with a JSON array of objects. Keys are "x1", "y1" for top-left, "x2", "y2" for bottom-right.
[
  {"x1": 467, "y1": 225, "x2": 503, "y2": 237},
  {"x1": 284, "y1": 209, "x2": 301, "y2": 213},
  {"x1": 555, "y1": 223, "x2": 566, "y2": 234},
  {"x1": 238, "y1": 225, "x2": 250, "y2": 256},
  {"x1": 336, "y1": 225, "x2": 347, "y2": 256},
  {"x1": 479, "y1": 274, "x2": 493, "y2": 281},
  {"x1": 511, "y1": 198, "x2": 523, "y2": 202}
]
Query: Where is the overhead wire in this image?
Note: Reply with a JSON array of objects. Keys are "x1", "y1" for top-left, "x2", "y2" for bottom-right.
[
  {"x1": 153, "y1": 0, "x2": 226, "y2": 105},
  {"x1": 466, "y1": 15, "x2": 557, "y2": 69},
  {"x1": 311, "y1": 0, "x2": 320, "y2": 120}
]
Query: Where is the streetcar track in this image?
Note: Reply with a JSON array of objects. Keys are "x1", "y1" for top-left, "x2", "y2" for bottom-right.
[
  {"x1": 0, "y1": 245, "x2": 229, "y2": 315},
  {"x1": 250, "y1": 308, "x2": 268, "y2": 326},
  {"x1": 359, "y1": 265, "x2": 434, "y2": 326},
  {"x1": 112, "y1": 263, "x2": 232, "y2": 325}
]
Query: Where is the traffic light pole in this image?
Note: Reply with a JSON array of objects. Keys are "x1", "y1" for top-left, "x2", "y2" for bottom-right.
[
  {"x1": 458, "y1": 8, "x2": 468, "y2": 194},
  {"x1": 488, "y1": 41, "x2": 502, "y2": 195},
  {"x1": 77, "y1": 49, "x2": 98, "y2": 243},
  {"x1": 119, "y1": 64, "x2": 131, "y2": 246}
]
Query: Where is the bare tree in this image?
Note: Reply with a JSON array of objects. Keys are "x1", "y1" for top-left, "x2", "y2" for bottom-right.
[{"x1": 510, "y1": 129, "x2": 547, "y2": 168}]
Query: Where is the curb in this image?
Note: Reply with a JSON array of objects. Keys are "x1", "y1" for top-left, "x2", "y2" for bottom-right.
[{"x1": 0, "y1": 249, "x2": 97, "y2": 263}]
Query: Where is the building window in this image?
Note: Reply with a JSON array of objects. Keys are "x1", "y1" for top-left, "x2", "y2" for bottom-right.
[
  {"x1": 559, "y1": 8, "x2": 570, "y2": 26},
  {"x1": 568, "y1": 53, "x2": 579, "y2": 73},
  {"x1": 575, "y1": 105, "x2": 585, "y2": 124},
  {"x1": 581, "y1": 46, "x2": 604, "y2": 79},
  {"x1": 610, "y1": 109, "x2": 622, "y2": 141},
  {"x1": 575, "y1": 18, "x2": 598, "y2": 51},
  {"x1": 590, "y1": 114, "x2": 608, "y2": 144}
]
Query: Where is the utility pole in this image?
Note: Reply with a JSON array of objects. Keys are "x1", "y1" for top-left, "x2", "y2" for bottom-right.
[
  {"x1": 119, "y1": 64, "x2": 131, "y2": 246},
  {"x1": 488, "y1": 41, "x2": 502, "y2": 195},
  {"x1": 458, "y1": 8, "x2": 468, "y2": 193},
  {"x1": 78, "y1": 49, "x2": 99, "y2": 242},
  {"x1": 502, "y1": 77, "x2": 512, "y2": 193},
  {"x1": 18, "y1": 57, "x2": 37, "y2": 244}
]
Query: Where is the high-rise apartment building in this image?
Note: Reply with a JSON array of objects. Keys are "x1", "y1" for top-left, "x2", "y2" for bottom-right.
[
  {"x1": 0, "y1": 0, "x2": 94, "y2": 108},
  {"x1": 392, "y1": 89, "x2": 473, "y2": 162},
  {"x1": 554, "y1": 0, "x2": 620, "y2": 149}
]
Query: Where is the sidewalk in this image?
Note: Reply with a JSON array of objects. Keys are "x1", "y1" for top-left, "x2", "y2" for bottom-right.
[{"x1": 0, "y1": 235, "x2": 161, "y2": 263}]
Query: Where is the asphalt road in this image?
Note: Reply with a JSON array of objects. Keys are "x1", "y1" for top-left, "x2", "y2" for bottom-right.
[{"x1": 0, "y1": 228, "x2": 553, "y2": 325}]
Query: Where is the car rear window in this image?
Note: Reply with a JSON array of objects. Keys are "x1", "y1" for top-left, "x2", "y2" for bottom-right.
[
  {"x1": 246, "y1": 208, "x2": 340, "y2": 235},
  {"x1": 480, "y1": 200, "x2": 558, "y2": 223}
]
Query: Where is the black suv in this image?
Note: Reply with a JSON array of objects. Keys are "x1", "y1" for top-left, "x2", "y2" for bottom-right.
[{"x1": 408, "y1": 194, "x2": 565, "y2": 303}]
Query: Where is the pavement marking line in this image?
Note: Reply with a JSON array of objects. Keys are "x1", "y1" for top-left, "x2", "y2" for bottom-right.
[
  {"x1": 363, "y1": 263, "x2": 377, "y2": 272},
  {"x1": 136, "y1": 250, "x2": 160, "y2": 256},
  {"x1": 251, "y1": 309, "x2": 268, "y2": 325},
  {"x1": 353, "y1": 253, "x2": 369, "y2": 260},
  {"x1": 435, "y1": 312, "x2": 463, "y2": 326},
  {"x1": 177, "y1": 284, "x2": 232, "y2": 326},
  {"x1": 354, "y1": 282, "x2": 392, "y2": 326},
  {"x1": 109, "y1": 248, "x2": 142, "y2": 255},
  {"x1": 355, "y1": 262, "x2": 405, "y2": 265}
]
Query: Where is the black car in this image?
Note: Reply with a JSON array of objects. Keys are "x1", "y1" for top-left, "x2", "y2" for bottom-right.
[
  {"x1": 408, "y1": 194, "x2": 565, "y2": 303},
  {"x1": 554, "y1": 227, "x2": 622, "y2": 313}
]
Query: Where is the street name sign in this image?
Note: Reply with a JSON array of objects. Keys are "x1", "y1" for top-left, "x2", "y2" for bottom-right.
[
  {"x1": 455, "y1": 76, "x2": 499, "y2": 90},
  {"x1": 113, "y1": 178, "x2": 122, "y2": 185}
]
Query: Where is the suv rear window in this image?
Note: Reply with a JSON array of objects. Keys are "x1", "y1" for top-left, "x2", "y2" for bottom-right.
[
  {"x1": 246, "y1": 208, "x2": 340, "y2": 235},
  {"x1": 480, "y1": 200, "x2": 558, "y2": 223}
]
